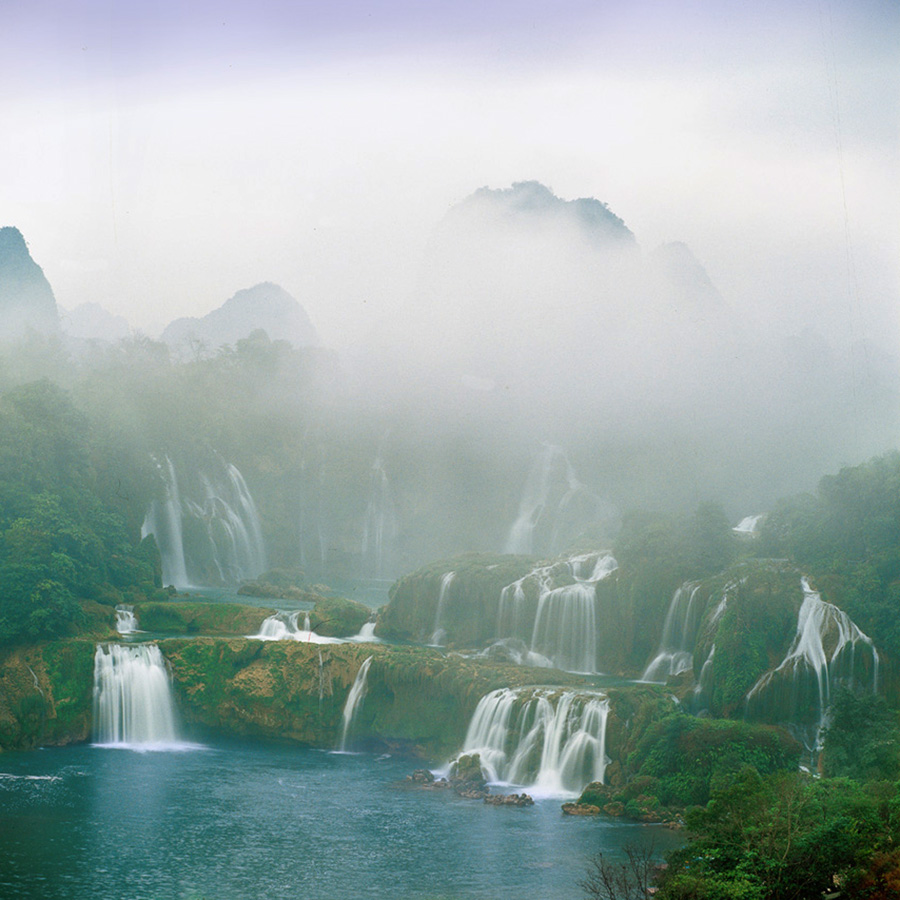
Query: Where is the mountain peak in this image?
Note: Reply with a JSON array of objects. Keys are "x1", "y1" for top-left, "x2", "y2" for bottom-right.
[{"x1": 0, "y1": 226, "x2": 59, "y2": 337}]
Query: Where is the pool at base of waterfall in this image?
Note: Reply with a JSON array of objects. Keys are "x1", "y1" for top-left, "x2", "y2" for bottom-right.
[{"x1": 0, "y1": 740, "x2": 680, "y2": 899}]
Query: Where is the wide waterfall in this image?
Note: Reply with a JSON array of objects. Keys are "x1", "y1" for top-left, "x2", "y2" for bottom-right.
[
  {"x1": 338, "y1": 656, "x2": 374, "y2": 751},
  {"x1": 93, "y1": 644, "x2": 182, "y2": 748},
  {"x1": 641, "y1": 582, "x2": 704, "y2": 682},
  {"x1": 745, "y1": 578, "x2": 880, "y2": 749},
  {"x1": 429, "y1": 571, "x2": 456, "y2": 645},
  {"x1": 504, "y1": 444, "x2": 610, "y2": 557},
  {"x1": 361, "y1": 455, "x2": 397, "y2": 579},
  {"x1": 142, "y1": 455, "x2": 267, "y2": 587},
  {"x1": 457, "y1": 687, "x2": 610, "y2": 796},
  {"x1": 495, "y1": 552, "x2": 617, "y2": 673},
  {"x1": 250, "y1": 612, "x2": 342, "y2": 645}
]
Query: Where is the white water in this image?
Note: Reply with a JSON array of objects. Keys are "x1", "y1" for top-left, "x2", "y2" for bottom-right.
[
  {"x1": 429, "y1": 571, "x2": 456, "y2": 645},
  {"x1": 142, "y1": 455, "x2": 267, "y2": 588},
  {"x1": 338, "y1": 656, "x2": 374, "y2": 751},
  {"x1": 496, "y1": 552, "x2": 617, "y2": 674},
  {"x1": 361, "y1": 455, "x2": 397, "y2": 579},
  {"x1": 92, "y1": 644, "x2": 190, "y2": 749},
  {"x1": 733, "y1": 514, "x2": 764, "y2": 535},
  {"x1": 115, "y1": 605, "x2": 139, "y2": 635},
  {"x1": 142, "y1": 456, "x2": 190, "y2": 588},
  {"x1": 349, "y1": 621, "x2": 380, "y2": 643},
  {"x1": 746, "y1": 578, "x2": 880, "y2": 748},
  {"x1": 641, "y1": 582, "x2": 704, "y2": 683},
  {"x1": 456, "y1": 687, "x2": 610, "y2": 797},
  {"x1": 250, "y1": 611, "x2": 343, "y2": 645}
]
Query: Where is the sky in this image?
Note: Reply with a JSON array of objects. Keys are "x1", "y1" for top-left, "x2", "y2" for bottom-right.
[{"x1": 1, "y1": 0, "x2": 898, "y2": 349}]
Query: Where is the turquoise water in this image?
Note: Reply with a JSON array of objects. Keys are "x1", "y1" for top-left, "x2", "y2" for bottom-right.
[{"x1": 0, "y1": 740, "x2": 680, "y2": 899}]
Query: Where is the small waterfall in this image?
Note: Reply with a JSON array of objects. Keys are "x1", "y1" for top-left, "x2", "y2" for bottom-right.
[
  {"x1": 350, "y1": 621, "x2": 380, "y2": 643},
  {"x1": 495, "y1": 552, "x2": 616, "y2": 674},
  {"x1": 142, "y1": 456, "x2": 190, "y2": 588},
  {"x1": 745, "y1": 578, "x2": 880, "y2": 749},
  {"x1": 115, "y1": 605, "x2": 139, "y2": 635},
  {"x1": 430, "y1": 571, "x2": 456, "y2": 645},
  {"x1": 361, "y1": 455, "x2": 397, "y2": 579},
  {"x1": 641, "y1": 582, "x2": 704, "y2": 682},
  {"x1": 457, "y1": 687, "x2": 610, "y2": 796},
  {"x1": 338, "y1": 656, "x2": 374, "y2": 751},
  {"x1": 92, "y1": 644, "x2": 181, "y2": 748},
  {"x1": 733, "y1": 514, "x2": 764, "y2": 535},
  {"x1": 250, "y1": 611, "x2": 342, "y2": 645}
]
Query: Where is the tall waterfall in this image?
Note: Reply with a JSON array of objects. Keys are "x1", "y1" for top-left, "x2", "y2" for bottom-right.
[
  {"x1": 93, "y1": 644, "x2": 181, "y2": 748},
  {"x1": 457, "y1": 687, "x2": 609, "y2": 796},
  {"x1": 361, "y1": 455, "x2": 397, "y2": 579},
  {"x1": 141, "y1": 456, "x2": 189, "y2": 588},
  {"x1": 495, "y1": 552, "x2": 617, "y2": 673},
  {"x1": 745, "y1": 578, "x2": 880, "y2": 749},
  {"x1": 142, "y1": 455, "x2": 267, "y2": 587},
  {"x1": 429, "y1": 571, "x2": 456, "y2": 645},
  {"x1": 641, "y1": 582, "x2": 704, "y2": 682},
  {"x1": 504, "y1": 444, "x2": 608, "y2": 557},
  {"x1": 338, "y1": 656, "x2": 374, "y2": 751}
]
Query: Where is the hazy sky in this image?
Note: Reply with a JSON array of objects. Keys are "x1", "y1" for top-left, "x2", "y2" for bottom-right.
[{"x1": 2, "y1": 0, "x2": 897, "y2": 349}]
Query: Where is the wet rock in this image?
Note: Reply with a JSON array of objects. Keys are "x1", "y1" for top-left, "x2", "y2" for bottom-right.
[
  {"x1": 561, "y1": 802, "x2": 601, "y2": 816},
  {"x1": 485, "y1": 793, "x2": 534, "y2": 807}
]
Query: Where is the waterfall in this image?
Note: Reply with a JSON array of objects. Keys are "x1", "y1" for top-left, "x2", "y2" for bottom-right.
[
  {"x1": 733, "y1": 514, "x2": 764, "y2": 535},
  {"x1": 115, "y1": 605, "x2": 139, "y2": 635},
  {"x1": 495, "y1": 552, "x2": 617, "y2": 674},
  {"x1": 142, "y1": 455, "x2": 267, "y2": 587},
  {"x1": 361, "y1": 455, "x2": 397, "y2": 579},
  {"x1": 250, "y1": 611, "x2": 342, "y2": 645},
  {"x1": 92, "y1": 644, "x2": 181, "y2": 748},
  {"x1": 350, "y1": 621, "x2": 380, "y2": 643},
  {"x1": 142, "y1": 456, "x2": 190, "y2": 588},
  {"x1": 429, "y1": 571, "x2": 456, "y2": 645},
  {"x1": 338, "y1": 656, "x2": 374, "y2": 751},
  {"x1": 457, "y1": 687, "x2": 610, "y2": 796},
  {"x1": 641, "y1": 582, "x2": 704, "y2": 682},
  {"x1": 504, "y1": 444, "x2": 609, "y2": 557},
  {"x1": 745, "y1": 578, "x2": 880, "y2": 749}
]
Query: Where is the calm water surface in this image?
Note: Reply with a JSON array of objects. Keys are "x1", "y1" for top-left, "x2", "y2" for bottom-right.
[{"x1": 0, "y1": 740, "x2": 680, "y2": 899}]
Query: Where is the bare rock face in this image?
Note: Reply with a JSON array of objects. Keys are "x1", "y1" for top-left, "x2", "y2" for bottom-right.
[{"x1": 0, "y1": 227, "x2": 59, "y2": 338}]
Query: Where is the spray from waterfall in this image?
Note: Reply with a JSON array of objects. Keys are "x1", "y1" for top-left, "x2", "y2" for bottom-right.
[
  {"x1": 338, "y1": 656, "x2": 374, "y2": 752},
  {"x1": 249, "y1": 611, "x2": 343, "y2": 644},
  {"x1": 456, "y1": 687, "x2": 610, "y2": 796}
]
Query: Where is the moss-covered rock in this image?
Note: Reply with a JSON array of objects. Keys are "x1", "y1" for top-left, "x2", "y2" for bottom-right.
[
  {"x1": 309, "y1": 595, "x2": 370, "y2": 637},
  {"x1": 132, "y1": 601, "x2": 273, "y2": 635}
]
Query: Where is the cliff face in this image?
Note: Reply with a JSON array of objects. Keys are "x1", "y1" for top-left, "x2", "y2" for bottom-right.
[{"x1": 0, "y1": 227, "x2": 59, "y2": 338}]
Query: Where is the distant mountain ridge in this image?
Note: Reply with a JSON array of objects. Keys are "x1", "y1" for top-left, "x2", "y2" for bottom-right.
[
  {"x1": 162, "y1": 282, "x2": 319, "y2": 358},
  {"x1": 0, "y1": 226, "x2": 59, "y2": 338}
]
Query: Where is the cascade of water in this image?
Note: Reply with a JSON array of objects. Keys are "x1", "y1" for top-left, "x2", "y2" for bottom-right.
[
  {"x1": 745, "y1": 578, "x2": 880, "y2": 749},
  {"x1": 141, "y1": 456, "x2": 190, "y2": 588},
  {"x1": 92, "y1": 644, "x2": 180, "y2": 747},
  {"x1": 733, "y1": 514, "x2": 764, "y2": 535},
  {"x1": 115, "y1": 605, "x2": 139, "y2": 635},
  {"x1": 350, "y1": 621, "x2": 380, "y2": 643},
  {"x1": 361, "y1": 456, "x2": 397, "y2": 579},
  {"x1": 250, "y1": 611, "x2": 342, "y2": 645},
  {"x1": 457, "y1": 687, "x2": 610, "y2": 796},
  {"x1": 429, "y1": 571, "x2": 456, "y2": 645},
  {"x1": 142, "y1": 456, "x2": 267, "y2": 587},
  {"x1": 339, "y1": 656, "x2": 374, "y2": 751},
  {"x1": 494, "y1": 552, "x2": 616, "y2": 673},
  {"x1": 641, "y1": 582, "x2": 704, "y2": 682}
]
